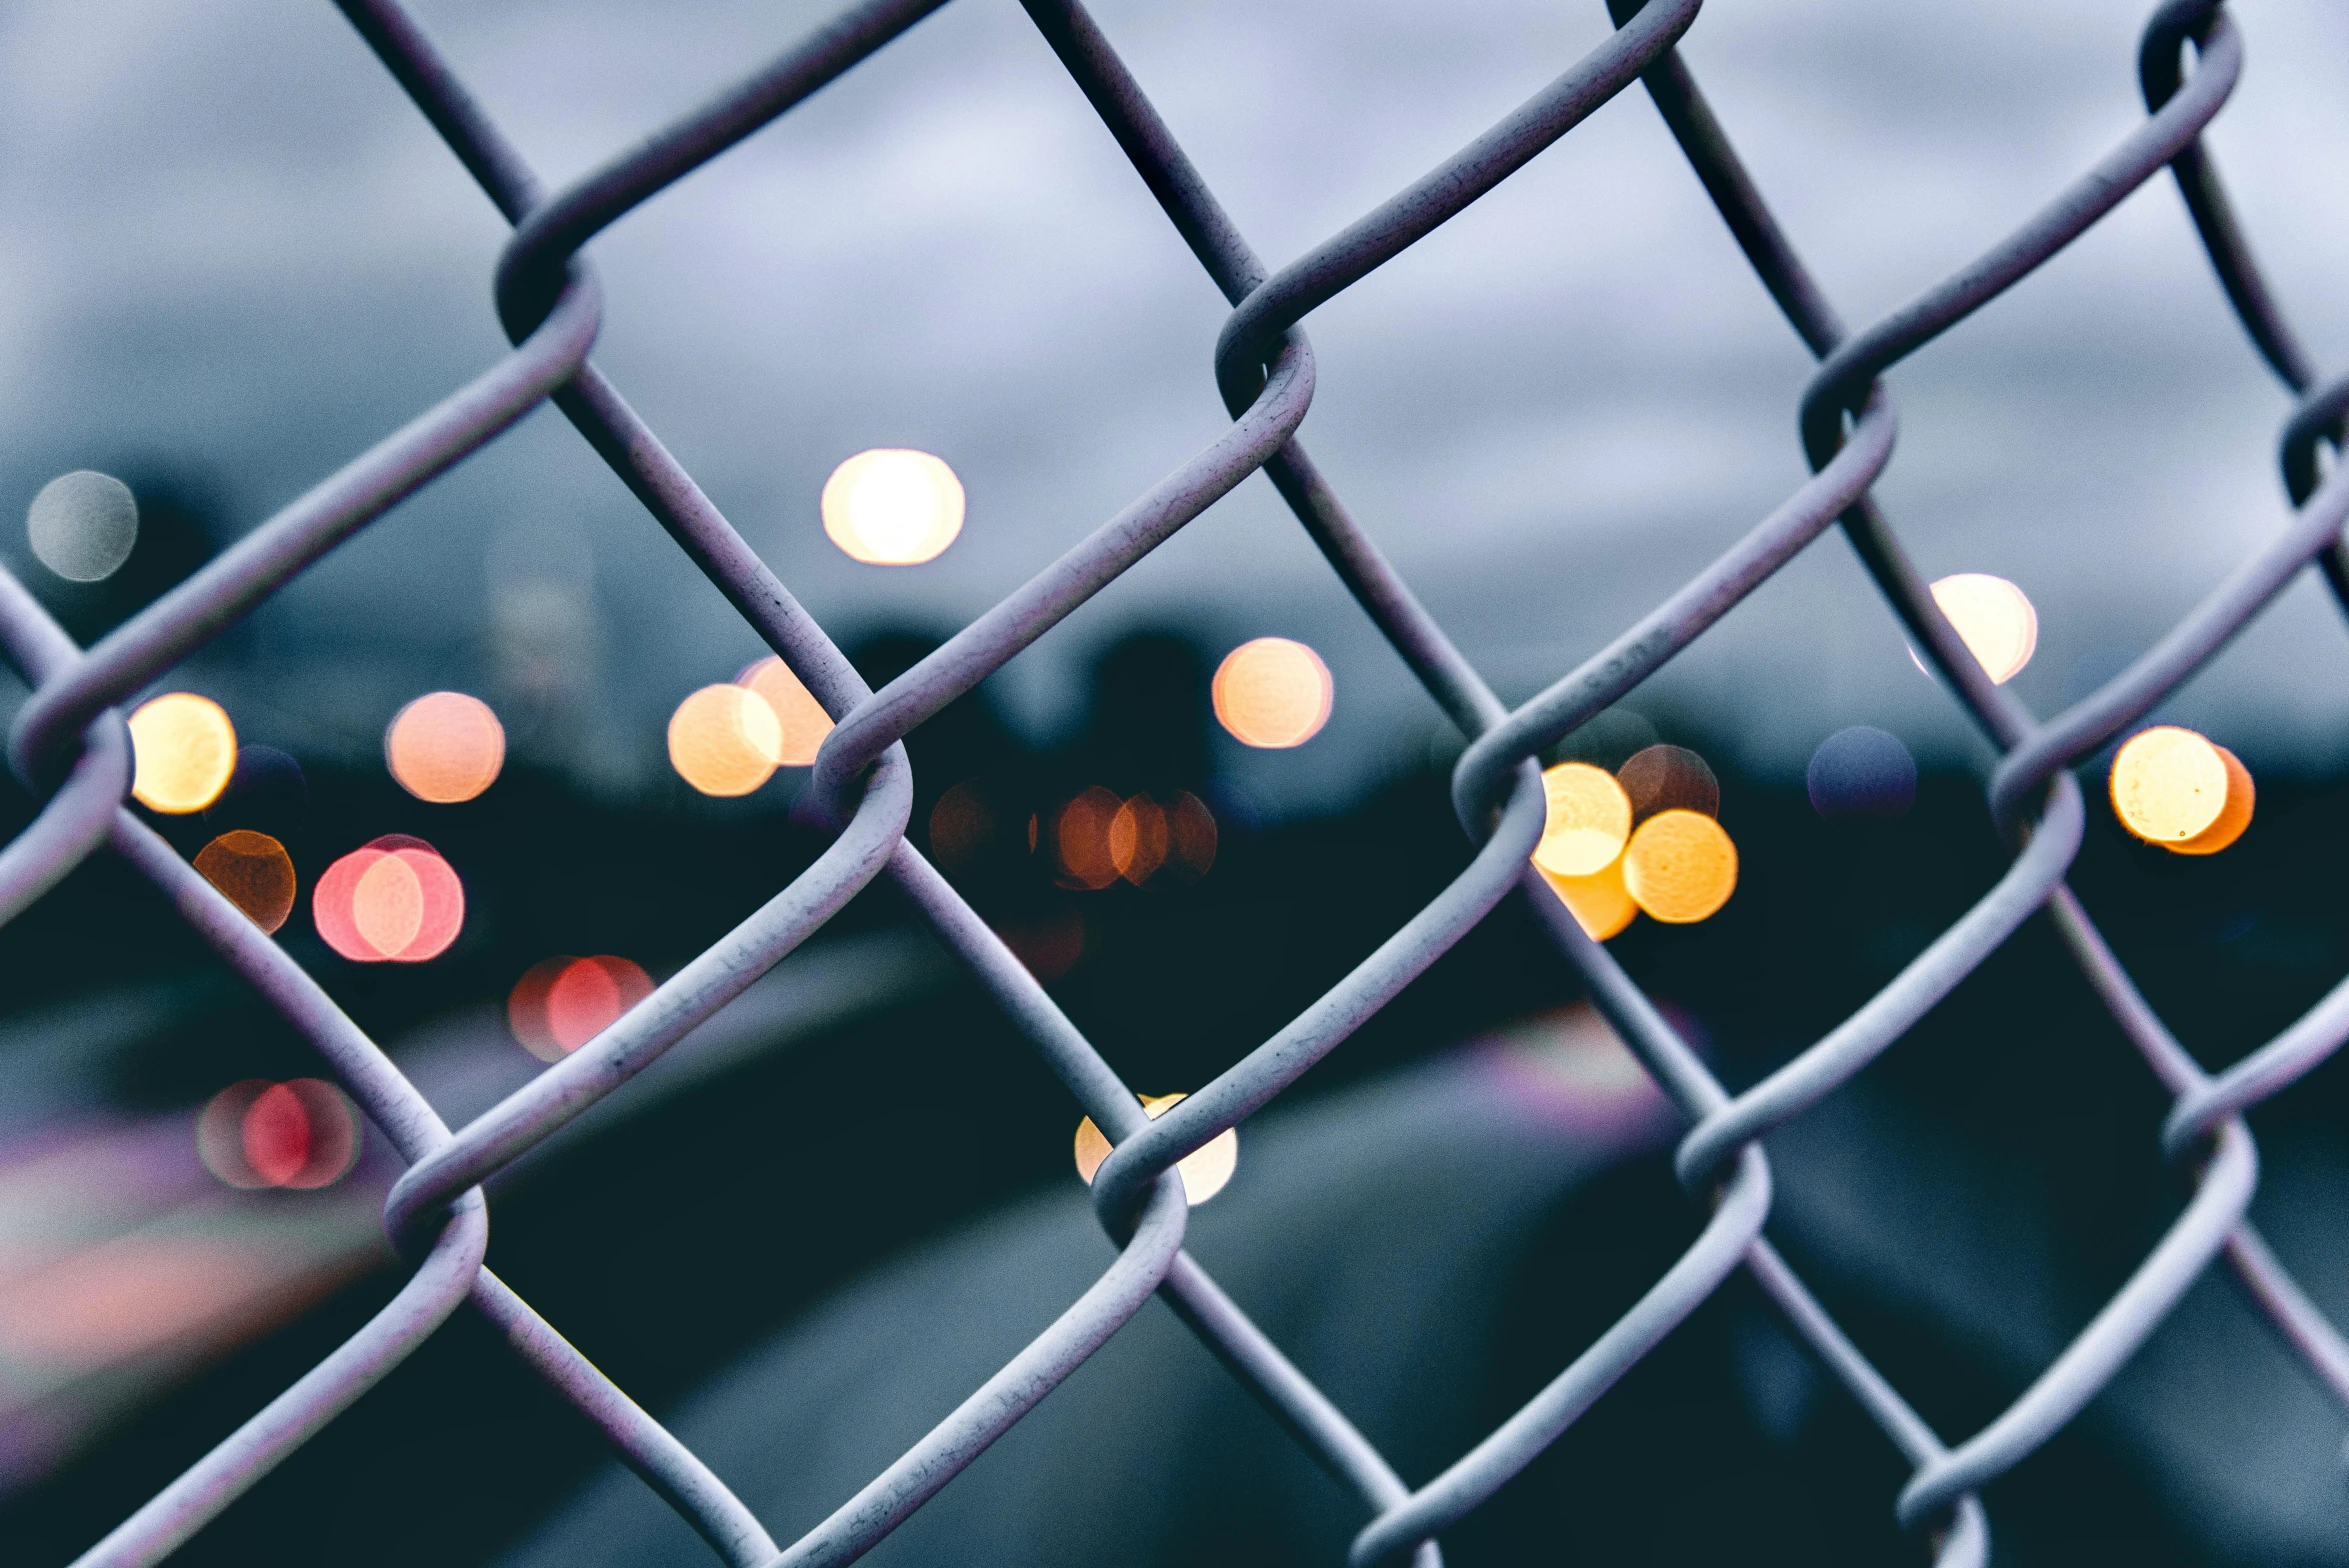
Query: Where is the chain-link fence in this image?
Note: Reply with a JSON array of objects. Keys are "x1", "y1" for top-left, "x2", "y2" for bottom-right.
[{"x1": 2, "y1": 0, "x2": 2343, "y2": 1563}]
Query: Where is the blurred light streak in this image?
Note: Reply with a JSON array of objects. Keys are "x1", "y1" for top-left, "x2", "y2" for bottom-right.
[
  {"x1": 384, "y1": 691, "x2": 506, "y2": 803},
  {"x1": 668, "y1": 684, "x2": 780, "y2": 796},
  {"x1": 25, "y1": 471, "x2": 137, "y2": 584},
  {"x1": 190, "y1": 830, "x2": 296, "y2": 935},
  {"x1": 125, "y1": 693, "x2": 236, "y2": 814},
  {"x1": 1073, "y1": 1092, "x2": 1237, "y2": 1205},
  {"x1": 1211, "y1": 637, "x2": 1332, "y2": 749},
  {"x1": 820, "y1": 449, "x2": 964, "y2": 565},
  {"x1": 0, "y1": 1233, "x2": 275, "y2": 1372},
  {"x1": 1533, "y1": 761, "x2": 1632, "y2": 877},
  {"x1": 1621, "y1": 809, "x2": 1738, "y2": 924},
  {"x1": 737, "y1": 655, "x2": 834, "y2": 767}
]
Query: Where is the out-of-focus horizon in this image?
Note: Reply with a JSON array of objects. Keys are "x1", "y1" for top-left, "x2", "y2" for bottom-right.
[{"x1": 3, "y1": 0, "x2": 2347, "y2": 817}]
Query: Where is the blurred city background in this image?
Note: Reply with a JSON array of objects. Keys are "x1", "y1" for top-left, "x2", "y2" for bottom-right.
[{"x1": 3, "y1": 0, "x2": 2349, "y2": 1564}]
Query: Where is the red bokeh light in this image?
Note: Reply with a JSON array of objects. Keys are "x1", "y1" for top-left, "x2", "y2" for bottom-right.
[
  {"x1": 313, "y1": 835, "x2": 463, "y2": 961},
  {"x1": 508, "y1": 955, "x2": 655, "y2": 1063},
  {"x1": 197, "y1": 1078, "x2": 359, "y2": 1190}
]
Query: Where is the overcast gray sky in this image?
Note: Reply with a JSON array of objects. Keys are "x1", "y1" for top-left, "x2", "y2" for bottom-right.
[{"x1": 2, "y1": 0, "x2": 2345, "y2": 811}]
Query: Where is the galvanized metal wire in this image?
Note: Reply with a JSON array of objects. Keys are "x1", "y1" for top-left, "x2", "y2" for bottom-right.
[{"x1": 4, "y1": 0, "x2": 2346, "y2": 1563}]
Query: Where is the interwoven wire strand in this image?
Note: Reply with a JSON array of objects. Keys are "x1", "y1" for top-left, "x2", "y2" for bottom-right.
[{"x1": 4, "y1": 0, "x2": 2345, "y2": 1563}]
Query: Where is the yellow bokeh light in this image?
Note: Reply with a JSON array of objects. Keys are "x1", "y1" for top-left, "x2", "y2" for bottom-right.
[
  {"x1": 1621, "y1": 808, "x2": 1738, "y2": 924},
  {"x1": 2111, "y1": 725, "x2": 2237, "y2": 846},
  {"x1": 1929, "y1": 572, "x2": 2037, "y2": 684},
  {"x1": 1073, "y1": 1092, "x2": 1237, "y2": 1206},
  {"x1": 736, "y1": 655, "x2": 835, "y2": 767},
  {"x1": 668, "y1": 684, "x2": 781, "y2": 797},
  {"x1": 385, "y1": 691, "x2": 505, "y2": 803},
  {"x1": 1212, "y1": 637, "x2": 1333, "y2": 749},
  {"x1": 192, "y1": 830, "x2": 297, "y2": 934},
  {"x1": 127, "y1": 693, "x2": 236, "y2": 814},
  {"x1": 1538, "y1": 857, "x2": 1638, "y2": 941},
  {"x1": 1533, "y1": 762, "x2": 1633, "y2": 877},
  {"x1": 2172, "y1": 745, "x2": 2253, "y2": 856},
  {"x1": 820, "y1": 448, "x2": 964, "y2": 565}
]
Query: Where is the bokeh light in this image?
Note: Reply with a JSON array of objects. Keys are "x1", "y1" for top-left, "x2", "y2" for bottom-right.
[
  {"x1": 127, "y1": 692, "x2": 236, "y2": 814},
  {"x1": 820, "y1": 448, "x2": 965, "y2": 565},
  {"x1": 384, "y1": 691, "x2": 505, "y2": 803},
  {"x1": 1621, "y1": 809, "x2": 1738, "y2": 923},
  {"x1": 2172, "y1": 745, "x2": 2254, "y2": 856},
  {"x1": 1618, "y1": 744, "x2": 1718, "y2": 824},
  {"x1": 1533, "y1": 762, "x2": 1633, "y2": 877},
  {"x1": 314, "y1": 835, "x2": 463, "y2": 962},
  {"x1": 1073, "y1": 1092, "x2": 1238, "y2": 1205},
  {"x1": 1110, "y1": 795, "x2": 1170, "y2": 884},
  {"x1": 508, "y1": 955, "x2": 656, "y2": 1063},
  {"x1": 1927, "y1": 572, "x2": 2037, "y2": 684},
  {"x1": 1212, "y1": 637, "x2": 1333, "y2": 749},
  {"x1": 1165, "y1": 791, "x2": 1218, "y2": 883},
  {"x1": 1807, "y1": 726, "x2": 1917, "y2": 822},
  {"x1": 192, "y1": 830, "x2": 296, "y2": 934},
  {"x1": 737, "y1": 655, "x2": 835, "y2": 766},
  {"x1": 1054, "y1": 787, "x2": 1124, "y2": 890},
  {"x1": 27, "y1": 469, "x2": 137, "y2": 583},
  {"x1": 2111, "y1": 726, "x2": 2241, "y2": 848},
  {"x1": 929, "y1": 779, "x2": 998, "y2": 872},
  {"x1": 204, "y1": 745, "x2": 307, "y2": 836},
  {"x1": 668, "y1": 684, "x2": 781, "y2": 796},
  {"x1": 197, "y1": 1078, "x2": 358, "y2": 1190},
  {"x1": 1538, "y1": 858, "x2": 1638, "y2": 941}
]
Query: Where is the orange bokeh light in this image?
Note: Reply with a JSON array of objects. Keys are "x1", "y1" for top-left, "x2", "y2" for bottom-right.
[
  {"x1": 1073, "y1": 1092, "x2": 1238, "y2": 1205},
  {"x1": 1109, "y1": 795, "x2": 1170, "y2": 884},
  {"x1": 1054, "y1": 787, "x2": 1125, "y2": 890},
  {"x1": 736, "y1": 656, "x2": 835, "y2": 767},
  {"x1": 2172, "y1": 744, "x2": 2254, "y2": 856},
  {"x1": 1533, "y1": 762, "x2": 1633, "y2": 877},
  {"x1": 385, "y1": 691, "x2": 505, "y2": 803},
  {"x1": 1620, "y1": 809, "x2": 1738, "y2": 924},
  {"x1": 1212, "y1": 637, "x2": 1333, "y2": 749},
  {"x1": 1165, "y1": 791, "x2": 1218, "y2": 883},
  {"x1": 313, "y1": 836, "x2": 463, "y2": 962},
  {"x1": 2110, "y1": 725, "x2": 2235, "y2": 846},
  {"x1": 1538, "y1": 857, "x2": 1638, "y2": 941},
  {"x1": 669, "y1": 684, "x2": 780, "y2": 796},
  {"x1": 197, "y1": 1078, "x2": 359, "y2": 1190},
  {"x1": 192, "y1": 829, "x2": 297, "y2": 934},
  {"x1": 508, "y1": 955, "x2": 656, "y2": 1063}
]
